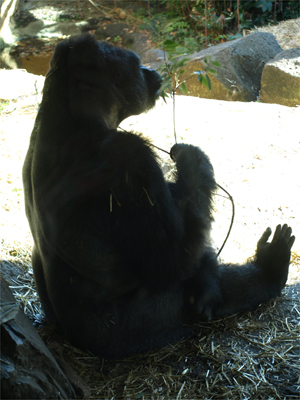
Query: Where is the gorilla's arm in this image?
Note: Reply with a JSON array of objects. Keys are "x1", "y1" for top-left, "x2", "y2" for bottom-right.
[
  {"x1": 214, "y1": 224, "x2": 295, "y2": 317},
  {"x1": 38, "y1": 133, "x2": 212, "y2": 291},
  {"x1": 188, "y1": 224, "x2": 295, "y2": 320},
  {"x1": 168, "y1": 144, "x2": 217, "y2": 261}
]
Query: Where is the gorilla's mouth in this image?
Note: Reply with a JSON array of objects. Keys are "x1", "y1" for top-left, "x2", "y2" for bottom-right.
[{"x1": 141, "y1": 65, "x2": 162, "y2": 99}]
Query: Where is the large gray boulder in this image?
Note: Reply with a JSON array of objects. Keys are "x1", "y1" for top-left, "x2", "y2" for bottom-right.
[
  {"x1": 260, "y1": 48, "x2": 300, "y2": 107},
  {"x1": 180, "y1": 32, "x2": 282, "y2": 102}
]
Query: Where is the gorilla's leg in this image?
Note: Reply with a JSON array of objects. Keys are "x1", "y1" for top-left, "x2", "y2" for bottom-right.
[
  {"x1": 45, "y1": 268, "x2": 196, "y2": 358},
  {"x1": 105, "y1": 286, "x2": 195, "y2": 358}
]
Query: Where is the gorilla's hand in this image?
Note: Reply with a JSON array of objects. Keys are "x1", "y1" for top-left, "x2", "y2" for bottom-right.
[
  {"x1": 170, "y1": 143, "x2": 200, "y2": 163},
  {"x1": 256, "y1": 224, "x2": 295, "y2": 291},
  {"x1": 170, "y1": 143, "x2": 214, "y2": 174}
]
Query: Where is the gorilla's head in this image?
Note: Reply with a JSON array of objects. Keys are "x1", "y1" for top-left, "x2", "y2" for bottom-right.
[{"x1": 44, "y1": 35, "x2": 162, "y2": 129}]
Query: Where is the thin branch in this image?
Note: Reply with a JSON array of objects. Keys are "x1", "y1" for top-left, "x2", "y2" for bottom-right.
[
  {"x1": 172, "y1": 90, "x2": 177, "y2": 143},
  {"x1": 216, "y1": 183, "x2": 235, "y2": 257}
]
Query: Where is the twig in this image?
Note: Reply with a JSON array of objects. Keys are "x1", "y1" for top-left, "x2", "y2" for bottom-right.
[
  {"x1": 216, "y1": 183, "x2": 235, "y2": 257},
  {"x1": 173, "y1": 90, "x2": 177, "y2": 143}
]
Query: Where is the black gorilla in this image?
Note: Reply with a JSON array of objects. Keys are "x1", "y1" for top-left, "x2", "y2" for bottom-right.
[{"x1": 23, "y1": 35, "x2": 295, "y2": 358}]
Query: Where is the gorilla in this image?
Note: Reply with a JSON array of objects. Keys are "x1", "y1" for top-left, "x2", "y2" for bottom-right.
[{"x1": 23, "y1": 35, "x2": 295, "y2": 358}]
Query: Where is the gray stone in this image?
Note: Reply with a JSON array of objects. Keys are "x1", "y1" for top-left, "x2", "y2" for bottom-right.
[
  {"x1": 13, "y1": 19, "x2": 45, "y2": 37},
  {"x1": 122, "y1": 32, "x2": 149, "y2": 56},
  {"x1": 180, "y1": 32, "x2": 282, "y2": 102},
  {"x1": 95, "y1": 22, "x2": 129, "y2": 40},
  {"x1": 12, "y1": 19, "x2": 91, "y2": 39},
  {"x1": 260, "y1": 48, "x2": 300, "y2": 107},
  {"x1": 141, "y1": 48, "x2": 168, "y2": 70}
]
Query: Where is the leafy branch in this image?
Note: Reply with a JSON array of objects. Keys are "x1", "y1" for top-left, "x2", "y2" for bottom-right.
[{"x1": 158, "y1": 39, "x2": 220, "y2": 142}]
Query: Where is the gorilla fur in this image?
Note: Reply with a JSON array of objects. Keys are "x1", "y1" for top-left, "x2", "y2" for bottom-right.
[{"x1": 23, "y1": 35, "x2": 295, "y2": 358}]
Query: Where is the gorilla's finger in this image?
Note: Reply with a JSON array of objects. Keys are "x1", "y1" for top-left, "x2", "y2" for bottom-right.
[{"x1": 257, "y1": 227, "x2": 272, "y2": 247}]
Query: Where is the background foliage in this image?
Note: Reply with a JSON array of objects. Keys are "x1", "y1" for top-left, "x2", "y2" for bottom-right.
[{"x1": 136, "y1": 0, "x2": 299, "y2": 52}]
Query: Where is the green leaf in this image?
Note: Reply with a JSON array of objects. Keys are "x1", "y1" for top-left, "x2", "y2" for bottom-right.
[
  {"x1": 174, "y1": 57, "x2": 189, "y2": 68},
  {"x1": 160, "y1": 76, "x2": 172, "y2": 92},
  {"x1": 162, "y1": 17, "x2": 184, "y2": 34},
  {"x1": 164, "y1": 39, "x2": 177, "y2": 46},
  {"x1": 255, "y1": 0, "x2": 273, "y2": 12},
  {"x1": 174, "y1": 46, "x2": 187, "y2": 55},
  {"x1": 196, "y1": 72, "x2": 212, "y2": 92},
  {"x1": 202, "y1": 74, "x2": 212, "y2": 92},
  {"x1": 207, "y1": 68, "x2": 216, "y2": 75},
  {"x1": 206, "y1": 75, "x2": 212, "y2": 92},
  {"x1": 212, "y1": 60, "x2": 221, "y2": 67},
  {"x1": 164, "y1": 39, "x2": 178, "y2": 55},
  {"x1": 201, "y1": 74, "x2": 208, "y2": 88},
  {"x1": 197, "y1": 73, "x2": 204, "y2": 83},
  {"x1": 159, "y1": 90, "x2": 169, "y2": 103},
  {"x1": 180, "y1": 81, "x2": 189, "y2": 94}
]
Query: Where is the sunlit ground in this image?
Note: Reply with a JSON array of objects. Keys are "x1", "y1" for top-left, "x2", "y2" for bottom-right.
[{"x1": 1, "y1": 70, "x2": 299, "y2": 284}]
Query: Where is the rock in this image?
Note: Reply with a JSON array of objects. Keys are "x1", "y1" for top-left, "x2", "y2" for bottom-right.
[
  {"x1": 14, "y1": 20, "x2": 45, "y2": 37},
  {"x1": 0, "y1": 274, "x2": 76, "y2": 399},
  {"x1": 119, "y1": 10, "x2": 127, "y2": 20},
  {"x1": 12, "y1": 18, "x2": 92, "y2": 39},
  {"x1": 95, "y1": 22, "x2": 128, "y2": 40},
  {"x1": 141, "y1": 48, "x2": 168, "y2": 70},
  {"x1": 0, "y1": 47, "x2": 22, "y2": 69},
  {"x1": 260, "y1": 48, "x2": 300, "y2": 107},
  {"x1": 113, "y1": 8, "x2": 127, "y2": 20},
  {"x1": 180, "y1": 32, "x2": 282, "y2": 102},
  {"x1": 0, "y1": 70, "x2": 44, "y2": 100},
  {"x1": 0, "y1": 261, "x2": 25, "y2": 287},
  {"x1": 122, "y1": 32, "x2": 150, "y2": 56}
]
